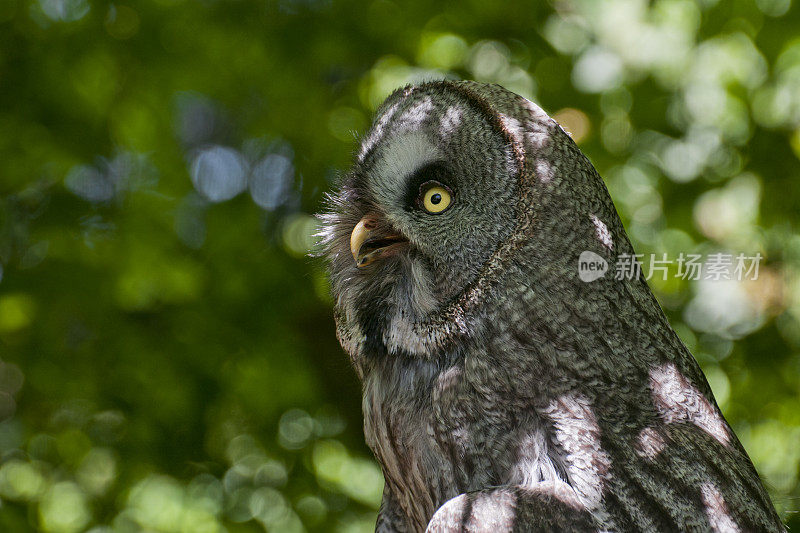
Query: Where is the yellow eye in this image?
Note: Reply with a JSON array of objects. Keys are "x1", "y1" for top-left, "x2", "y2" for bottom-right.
[{"x1": 421, "y1": 184, "x2": 452, "y2": 214}]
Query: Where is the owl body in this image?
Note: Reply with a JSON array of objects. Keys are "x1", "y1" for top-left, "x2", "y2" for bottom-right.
[{"x1": 320, "y1": 81, "x2": 784, "y2": 532}]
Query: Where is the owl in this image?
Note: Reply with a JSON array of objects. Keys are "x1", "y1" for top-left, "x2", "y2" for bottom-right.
[{"x1": 318, "y1": 81, "x2": 784, "y2": 532}]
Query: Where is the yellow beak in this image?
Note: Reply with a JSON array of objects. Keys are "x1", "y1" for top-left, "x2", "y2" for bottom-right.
[
  {"x1": 350, "y1": 216, "x2": 407, "y2": 268},
  {"x1": 350, "y1": 217, "x2": 376, "y2": 264}
]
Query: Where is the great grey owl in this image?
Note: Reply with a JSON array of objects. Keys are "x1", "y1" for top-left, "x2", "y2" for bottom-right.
[{"x1": 318, "y1": 80, "x2": 784, "y2": 532}]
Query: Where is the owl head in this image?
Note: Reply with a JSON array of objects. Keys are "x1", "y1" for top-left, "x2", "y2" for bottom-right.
[{"x1": 319, "y1": 81, "x2": 626, "y2": 367}]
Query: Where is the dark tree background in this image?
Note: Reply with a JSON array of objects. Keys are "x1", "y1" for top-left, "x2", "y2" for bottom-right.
[{"x1": 0, "y1": 0, "x2": 799, "y2": 531}]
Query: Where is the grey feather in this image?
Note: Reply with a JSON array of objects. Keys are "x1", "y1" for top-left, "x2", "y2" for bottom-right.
[{"x1": 318, "y1": 80, "x2": 784, "y2": 532}]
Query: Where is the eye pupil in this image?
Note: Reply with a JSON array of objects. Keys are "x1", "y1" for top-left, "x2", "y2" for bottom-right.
[{"x1": 418, "y1": 182, "x2": 452, "y2": 214}]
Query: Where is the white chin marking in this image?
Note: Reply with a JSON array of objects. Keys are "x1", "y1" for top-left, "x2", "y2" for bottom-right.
[
  {"x1": 649, "y1": 363, "x2": 730, "y2": 446},
  {"x1": 542, "y1": 394, "x2": 611, "y2": 511},
  {"x1": 384, "y1": 260, "x2": 438, "y2": 356},
  {"x1": 701, "y1": 482, "x2": 741, "y2": 533}
]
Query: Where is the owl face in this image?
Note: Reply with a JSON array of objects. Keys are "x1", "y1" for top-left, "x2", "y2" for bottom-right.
[{"x1": 320, "y1": 85, "x2": 521, "y2": 358}]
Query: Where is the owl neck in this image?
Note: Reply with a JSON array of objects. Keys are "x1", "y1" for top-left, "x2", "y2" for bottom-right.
[{"x1": 344, "y1": 232, "x2": 531, "y2": 367}]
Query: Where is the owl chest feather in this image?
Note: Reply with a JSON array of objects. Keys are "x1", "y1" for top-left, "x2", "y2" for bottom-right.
[
  {"x1": 361, "y1": 357, "x2": 457, "y2": 530},
  {"x1": 360, "y1": 345, "x2": 553, "y2": 530}
]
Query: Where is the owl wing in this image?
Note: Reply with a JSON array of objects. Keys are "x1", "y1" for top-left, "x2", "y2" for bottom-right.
[
  {"x1": 473, "y1": 282, "x2": 788, "y2": 532},
  {"x1": 421, "y1": 372, "x2": 784, "y2": 531},
  {"x1": 585, "y1": 417, "x2": 782, "y2": 531}
]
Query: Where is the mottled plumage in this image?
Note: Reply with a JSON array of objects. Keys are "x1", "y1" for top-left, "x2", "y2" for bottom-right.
[{"x1": 318, "y1": 81, "x2": 784, "y2": 532}]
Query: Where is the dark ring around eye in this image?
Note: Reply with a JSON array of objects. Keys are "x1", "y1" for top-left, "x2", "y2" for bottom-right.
[{"x1": 416, "y1": 180, "x2": 454, "y2": 213}]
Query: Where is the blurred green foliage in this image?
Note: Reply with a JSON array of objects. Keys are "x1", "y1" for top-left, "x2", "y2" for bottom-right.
[{"x1": 1, "y1": 0, "x2": 800, "y2": 530}]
